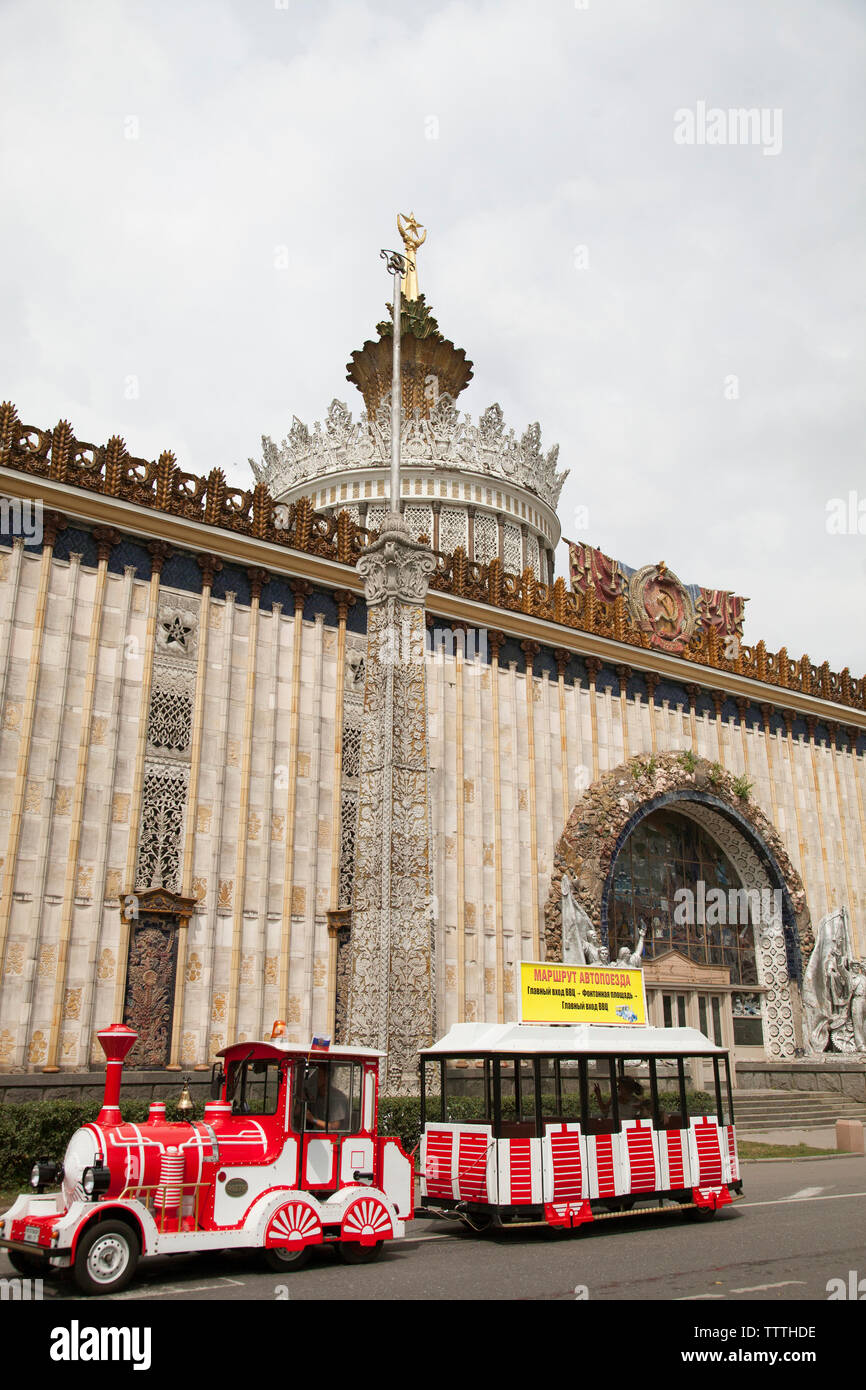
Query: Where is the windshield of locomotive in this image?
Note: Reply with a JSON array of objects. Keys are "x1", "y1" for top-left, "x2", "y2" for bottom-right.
[{"x1": 608, "y1": 808, "x2": 759, "y2": 986}]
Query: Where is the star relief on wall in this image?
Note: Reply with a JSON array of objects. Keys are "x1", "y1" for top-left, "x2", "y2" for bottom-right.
[{"x1": 157, "y1": 607, "x2": 198, "y2": 658}]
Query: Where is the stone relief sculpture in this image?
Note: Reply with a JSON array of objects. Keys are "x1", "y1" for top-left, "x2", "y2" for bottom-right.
[{"x1": 803, "y1": 906, "x2": 866, "y2": 1054}]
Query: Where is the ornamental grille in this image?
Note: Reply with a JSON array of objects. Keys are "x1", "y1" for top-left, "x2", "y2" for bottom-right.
[
  {"x1": 439, "y1": 506, "x2": 468, "y2": 553},
  {"x1": 146, "y1": 674, "x2": 193, "y2": 754},
  {"x1": 503, "y1": 522, "x2": 522, "y2": 573},
  {"x1": 339, "y1": 791, "x2": 358, "y2": 907},
  {"x1": 474, "y1": 511, "x2": 498, "y2": 565},
  {"x1": 525, "y1": 532, "x2": 540, "y2": 577},
  {"x1": 135, "y1": 762, "x2": 189, "y2": 893},
  {"x1": 366, "y1": 505, "x2": 387, "y2": 535},
  {"x1": 403, "y1": 504, "x2": 433, "y2": 543},
  {"x1": 341, "y1": 722, "x2": 361, "y2": 779}
]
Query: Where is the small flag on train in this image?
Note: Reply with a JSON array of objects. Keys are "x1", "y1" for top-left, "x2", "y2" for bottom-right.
[{"x1": 311, "y1": 1034, "x2": 331, "y2": 1050}]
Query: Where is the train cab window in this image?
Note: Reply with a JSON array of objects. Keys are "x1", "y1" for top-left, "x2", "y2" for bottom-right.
[
  {"x1": 714, "y1": 1056, "x2": 733, "y2": 1127},
  {"x1": 586, "y1": 1059, "x2": 618, "y2": 1133},
  {"x1": 683, "y1": 1060, "x2": 717, "y2": 1122},
  {"x1": 228, "y1": 1060, "x2": 282, "y2": 1116},
  {"x1": 650, "y1": 1057, "x2": 688, "y2": 1130},
  {"x1": 293, "y1": 1062, "x2": 362, "y2": 1134},
  {"x1": 496, "y1": 1060, "x2": 538, "y2": 1137},
  {"x1": 539, "y1": 1058, "x2": 562, "y2": 1122},
  {"x1": 613, "y1": 1058, "x2": 652, "y2": 1122},
  {"x1": 421, "y1": 1058, "x2": 445, "y2": 1125}
]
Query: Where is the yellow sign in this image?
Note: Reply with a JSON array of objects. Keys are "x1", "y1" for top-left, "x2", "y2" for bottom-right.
[{"x1": 519, "y1": 962, "x2": 647, "y2": 1026}]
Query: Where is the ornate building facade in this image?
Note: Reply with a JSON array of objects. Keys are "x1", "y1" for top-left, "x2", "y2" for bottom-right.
[{"x1": 0, "y1": 255, "x2": 864, "y2": 1082}]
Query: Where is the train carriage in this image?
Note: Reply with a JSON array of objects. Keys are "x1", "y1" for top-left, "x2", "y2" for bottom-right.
[{"x1": 419, "y1": 1022, "x2": 741, "y2": 1230}]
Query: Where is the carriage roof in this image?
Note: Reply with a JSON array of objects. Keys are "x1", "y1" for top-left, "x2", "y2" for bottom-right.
[
  {"x1": 218, "y1": 1040, "x2": 385, "y2": 1063},
  {"x1": 419, "y1": 1022, "x2": 726, "y2": 1057}
]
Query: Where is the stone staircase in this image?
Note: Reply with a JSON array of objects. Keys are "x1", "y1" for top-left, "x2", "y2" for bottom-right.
[{"x1": 732, "y1": 1089, "x2": 866, "y2": 1134}]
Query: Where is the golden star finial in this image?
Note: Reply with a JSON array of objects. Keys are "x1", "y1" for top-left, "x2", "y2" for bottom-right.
[{"x1": 396, "y1": 211, "x2": 427, "y2": 300}]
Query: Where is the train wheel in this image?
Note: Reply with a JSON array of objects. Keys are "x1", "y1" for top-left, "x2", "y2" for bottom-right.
[
  {"x1": 73, "y1": 1221, "x2": 139, "y2": 1296},
  {"x1": 7, "y1": 1248, "x2": 48, "y2": 1277},
  {"x1": 262, "y1": 1244, "x2": 312, "y2": 1272},
  {"x1": 338, "y1": 1240, "x2": 384, "y2": 1265}
]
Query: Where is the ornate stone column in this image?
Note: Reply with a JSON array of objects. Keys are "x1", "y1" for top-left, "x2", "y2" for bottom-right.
[{"x1": 346, "y1": 511, "x2": 436, "y2": 1092}]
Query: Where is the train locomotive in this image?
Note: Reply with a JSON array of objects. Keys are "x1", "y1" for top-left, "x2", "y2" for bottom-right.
[{"x1": 0, "y1": 1023, "x2": 413, "y2": 1294}]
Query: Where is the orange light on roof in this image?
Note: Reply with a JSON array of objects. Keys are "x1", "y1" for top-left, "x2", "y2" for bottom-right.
[{"x1": 270, "y1": 1020, "x2": 287, "y2": 1039}]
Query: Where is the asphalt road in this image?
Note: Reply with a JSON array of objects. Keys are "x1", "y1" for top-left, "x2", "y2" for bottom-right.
[{"x1": 5, "y1": 1155, "x2": 865, "y2": 1304}]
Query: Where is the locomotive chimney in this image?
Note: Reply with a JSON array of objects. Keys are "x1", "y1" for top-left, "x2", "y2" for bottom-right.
[{"x1": 96, "y1": 1023, "x2": 138, "y2": 1124}]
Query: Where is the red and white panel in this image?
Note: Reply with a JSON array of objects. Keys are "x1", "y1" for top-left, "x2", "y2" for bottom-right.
[
  {"x1": 422, "y1": 1127, "x2": 455, "y2": 1200},
  {"x1": 656, "y1": 1127, "x2": 691, "y2": 1191},
  {"x1": 543, "y1": 1123, "x2": 587, "y2": 1203},
  {"x1": 422, "y1": 1124, "x2": 495, "y2": 1204},
  {"x1": 622, "y1": 1120, "x2": 659, "y2": 1195},
  {"x1": 496, "y1": 1138, "x2": 543, "y2": 1206},
  {"x1": 723, "y1": 1125, "x2": 739, "y2": 1184},
  {"x1": 689, "y1": 1116, "x2": 724, "y2": 1187},
  {"x1": 341, "y1": 1195, "x2": 394, "y2": 1246},
  {"x1": 456, "y1": 1131, "x2": 492, "y2": 1203},
  {"x1": 265, "y1": 1200, "x2": 323, "y2": 1251},
  {"x1": 584, "y1": 1133, "x2": 626, "y2": 1200}
]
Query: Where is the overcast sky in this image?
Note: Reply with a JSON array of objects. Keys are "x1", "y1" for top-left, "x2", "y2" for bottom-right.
[{"x1": 1, "y1": 0, "x2": 863, "y2": 670}]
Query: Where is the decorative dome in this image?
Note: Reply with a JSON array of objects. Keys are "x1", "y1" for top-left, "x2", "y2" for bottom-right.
[{"x1": 250, "y1": 220, "x2": 568, "y2": 582}]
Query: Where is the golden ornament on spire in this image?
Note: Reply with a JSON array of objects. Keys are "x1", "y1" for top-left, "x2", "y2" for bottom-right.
[{"x1": 397, "y1": 211, "x2": 426, "y2": 300}]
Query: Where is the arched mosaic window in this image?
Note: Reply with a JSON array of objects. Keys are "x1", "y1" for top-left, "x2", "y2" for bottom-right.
[{"x1": 608, "y1": 808, "x2": 759, "y2": 986}]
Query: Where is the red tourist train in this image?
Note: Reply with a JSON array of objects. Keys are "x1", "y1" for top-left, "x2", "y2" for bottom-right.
[
  {"x1": 0, "y1": 1023, "x2": 413, "y2": 1294},
  {"x1": 0, "y1": 1018, "x2": 741, "y2": 1293}
]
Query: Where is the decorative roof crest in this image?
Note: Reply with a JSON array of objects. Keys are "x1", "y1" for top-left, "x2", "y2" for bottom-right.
[{"x1": 251, "y1": 396, "x2": 568, "y2": 511}]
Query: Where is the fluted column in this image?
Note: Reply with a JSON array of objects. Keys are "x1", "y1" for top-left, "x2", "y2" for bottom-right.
[
  {"x1": 44, "y1": 526, "x2": 119, "y2": 1069},
  {"x1": 326, "y1": 589, "x2": 355, "y2": 1037},
  {"x1": 489, "y1": 631, "x2": 506, "y2": 1022},
  {"x1": 644, "y1": 671, "x2": 660, "y2": 754},
  {"x1": 0, "y1": 513, "x2": 66, "y2": 978},
  {"x1": 521, "y1": 641, "x2": 541, "y2": 961},
  {"x1": 225, "y1": 567, "x2": 269, "y2": 1045}
]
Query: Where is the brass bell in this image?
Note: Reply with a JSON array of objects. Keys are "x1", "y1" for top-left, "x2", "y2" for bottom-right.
[{"x1": 176, "y1": 1078, "x2": 194, "y2": 1118}]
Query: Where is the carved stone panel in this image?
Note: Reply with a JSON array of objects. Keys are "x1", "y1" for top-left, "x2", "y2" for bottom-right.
[{"x1": 122, "y1": 916, "x2": 179, "y2": 1068}]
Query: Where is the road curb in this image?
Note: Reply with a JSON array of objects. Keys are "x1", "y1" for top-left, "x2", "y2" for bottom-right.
[{"x1": 742, "y1": 1152, "x2": 855, "y2": 1163}]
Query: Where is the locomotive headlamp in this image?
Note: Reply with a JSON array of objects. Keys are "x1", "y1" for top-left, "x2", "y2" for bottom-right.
[
  {"x1": 30, "y1": 1159, "x2": 63, "y2": 1192},
  {"x1": 81, "y1": 1163, "x2": 111, "y2": 1199}
]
